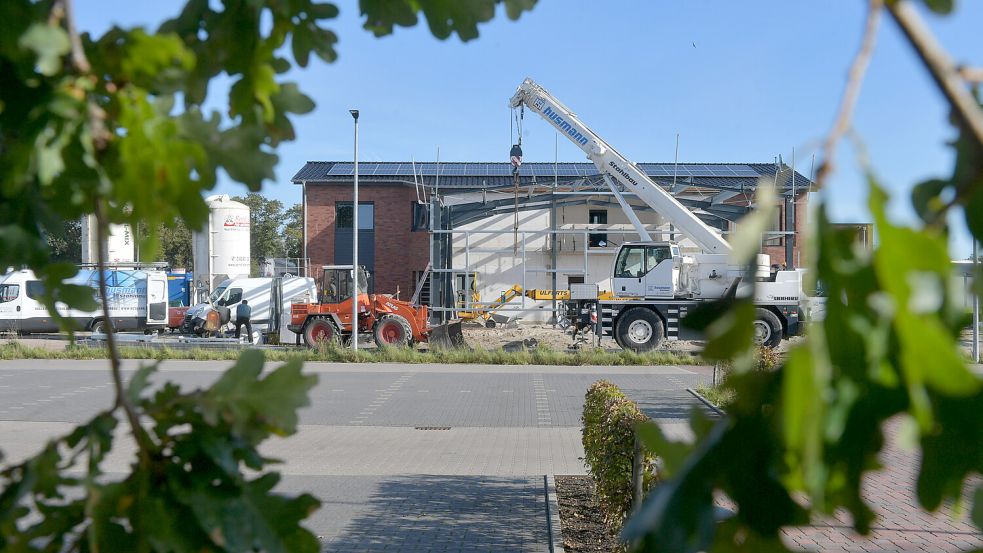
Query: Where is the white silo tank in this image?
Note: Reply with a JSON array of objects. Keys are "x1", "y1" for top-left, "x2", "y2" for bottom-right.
[
  {"x1": 80, "y1": 215, "x2": 135, "y2": 264},
  {"x1": 192, "y1": 194, "x2": 251, "y2": 292}
]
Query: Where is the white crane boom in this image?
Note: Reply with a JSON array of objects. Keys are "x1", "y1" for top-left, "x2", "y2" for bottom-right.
[{"x1": 509, "y1": 77, "x2": 732, "y2": 255}]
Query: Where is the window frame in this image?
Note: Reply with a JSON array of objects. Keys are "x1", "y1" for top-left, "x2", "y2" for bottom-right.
[
  {"x1": 615, "y1": 245, "x2": 673, "y2": 278},
  {"x1": 336, "y1": 202, "x2": 375, "y2": 230},
  {"x1": 588, "y1": 209, "x2": 608, "y2": 248}
]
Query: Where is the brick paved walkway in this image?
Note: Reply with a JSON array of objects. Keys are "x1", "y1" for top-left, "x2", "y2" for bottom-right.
[
  {"x1": 782, "y1": 420, "x2": 983, "y2": 552},
  {"x1": 277, "y1": 475, "x2": 551, "y2": 552}
]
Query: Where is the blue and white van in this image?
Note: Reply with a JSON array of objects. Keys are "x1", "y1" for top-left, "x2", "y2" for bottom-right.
[{"x1": 0, "y1": 268, "x2": 169, "y2": 334}]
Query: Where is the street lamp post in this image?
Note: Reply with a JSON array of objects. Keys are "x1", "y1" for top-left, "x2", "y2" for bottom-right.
[{"x1": 350, "y1": 109, "x2": 359, "y2": 351}]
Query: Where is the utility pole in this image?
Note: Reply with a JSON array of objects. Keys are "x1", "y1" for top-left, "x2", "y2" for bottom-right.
[
  {"x1": 350, "y1": 109, "x2": 359, "y2": 351},
  {"x1": 974, "y1": 240, "x2": 980, "y2": 363}
]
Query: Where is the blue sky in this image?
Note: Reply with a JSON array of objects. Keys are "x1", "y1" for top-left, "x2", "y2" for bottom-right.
[{"x1": 75, "y1": 1, "x2": 982, "y2": 257}]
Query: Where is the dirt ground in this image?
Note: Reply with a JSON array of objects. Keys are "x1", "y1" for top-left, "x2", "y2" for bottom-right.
[
  {"x1": 459, "y1": 321, "x2": 707, "y2": 353},
  {"x1": 555, "y1": 475, "x2": 624, "y2": 552}
]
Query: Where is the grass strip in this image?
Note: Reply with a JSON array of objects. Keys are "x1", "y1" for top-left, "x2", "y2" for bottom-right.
[{"x1": 0, "y1": 341, "x2": 704, "y2": 366}]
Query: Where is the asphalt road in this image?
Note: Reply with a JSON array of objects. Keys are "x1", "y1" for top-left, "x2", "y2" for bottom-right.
[{"x1": 0, "y1": 359, "x2": 709, "y2": 551}]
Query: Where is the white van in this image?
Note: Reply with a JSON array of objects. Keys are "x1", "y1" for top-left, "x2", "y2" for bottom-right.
[
  {"x1": 181, "y1": 275, "x2": 316, "y2": 336},
  {"x1": 0, "y1": 268, "x2": 169, "y2": 334}
]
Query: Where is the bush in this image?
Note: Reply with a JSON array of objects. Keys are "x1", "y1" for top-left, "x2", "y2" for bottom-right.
[{"x1": 581, "y1": 380, "x2": 658, "y2": 529}]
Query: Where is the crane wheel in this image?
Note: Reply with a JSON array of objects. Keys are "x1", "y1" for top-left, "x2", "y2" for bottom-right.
[
  {"x1": 753, "y1": 308, "x2": 783, "y2": 348},
  {"x1": 614, "y1": 308, "x2": 664, "y2": 352},
  {"x1": 304, "y1": 318, "x2": 339, "y2": 348},
  {"x1": 374, "y1": 314, "x2": 413, "y2": 348}
]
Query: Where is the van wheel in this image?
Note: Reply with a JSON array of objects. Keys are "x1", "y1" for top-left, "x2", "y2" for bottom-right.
[
  {"x1": 614, "y1": 308, "x2": 664, "y2": 352},
  {"x1": 753, "y1": 308, "x2": 783, "y2": 348},
  {"x1": 90, "y1": 319, "x2": 112, "y2": 334},
  {"x1": 303, "y1": 318, "x2": 339, "y2": 348}
]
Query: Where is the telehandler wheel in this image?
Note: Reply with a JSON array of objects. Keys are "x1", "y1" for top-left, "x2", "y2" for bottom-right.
[
  {"x1": 614, "y1": 307, "x2": 664, "y2": 353},
  {"x1": 304, "y1": 318, "x2": 339, "y2": 348},
  {"x1": 752, "y1": 308, "x2": 783, "y2": 348},
  {"x1": 374, "y1": 314, "x2": 413, "y2": 348}
]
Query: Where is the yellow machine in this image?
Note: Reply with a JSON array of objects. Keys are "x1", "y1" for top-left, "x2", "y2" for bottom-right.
[{"x1": 456, "y1": 276, "x2": 614, "y2": 328}]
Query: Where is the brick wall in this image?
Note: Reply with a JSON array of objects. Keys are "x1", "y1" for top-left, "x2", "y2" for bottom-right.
[
  {"x1": 760, "y1": 195, "x2": 808, "y2": 268},
  {"x1": 305, "y1": 183, "x2": 429, "y2": 297}
]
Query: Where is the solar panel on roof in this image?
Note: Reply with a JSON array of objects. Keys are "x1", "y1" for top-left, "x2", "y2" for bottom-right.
[{"x1": 328, "y1": 163, "x2": 353, "y2": 175}]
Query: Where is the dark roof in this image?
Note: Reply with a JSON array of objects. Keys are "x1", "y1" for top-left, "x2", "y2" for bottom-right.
[{"x1": 291, "y1": 161, "x2": 813, "y2": 194}]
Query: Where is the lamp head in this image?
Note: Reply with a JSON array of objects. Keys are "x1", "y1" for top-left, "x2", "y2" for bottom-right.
[{"x1": 349, "y1": 109, "x2": 359, "y2": 121}]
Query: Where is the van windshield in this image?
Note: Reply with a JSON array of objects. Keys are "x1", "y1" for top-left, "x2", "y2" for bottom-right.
[{"x1": 209, "y1": 285, "x2": 228, "y2": 304}]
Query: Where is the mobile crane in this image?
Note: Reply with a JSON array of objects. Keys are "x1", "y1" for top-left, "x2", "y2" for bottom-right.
[{"x1": 509, "y1": 78, "x2": 804, "y2": 351}]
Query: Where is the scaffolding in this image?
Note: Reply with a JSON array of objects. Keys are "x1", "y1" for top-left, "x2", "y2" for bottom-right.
[{"x1": 425, "y1": 224, "x2": 798, "y2": 323}]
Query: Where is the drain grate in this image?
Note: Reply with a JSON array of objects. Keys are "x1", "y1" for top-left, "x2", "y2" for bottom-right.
[{"x1": 414, "y1": 426, "x2": 451, "y2": 431}]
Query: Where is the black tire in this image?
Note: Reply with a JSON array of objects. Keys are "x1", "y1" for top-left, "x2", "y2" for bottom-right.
[
  {"x1": 753, "y1": 308, "x2": 783, "y2": 348},
  {"x1": 614, "y1": 308, "x2": 664, "y2": 352},
  {"x1": 485, "y1": 319, "x2": 496, "y2": 329},
  {"x1": 374, "y1": 314, "x2": 413, "y2": 348},
  {"x1": 303, "y1": 318, "x2": 339, "y2": 348},
  {"x1": 90, "y1": 319, "x2": 112, "y2": 334}
]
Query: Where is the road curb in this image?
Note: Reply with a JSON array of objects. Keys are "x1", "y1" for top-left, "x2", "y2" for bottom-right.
[
  {"x1": 544, "y1": 474, "x2": 565, "y2": 553},
  {"x1": 686, "y1": 387, "x2": 725, "y2": 417}
]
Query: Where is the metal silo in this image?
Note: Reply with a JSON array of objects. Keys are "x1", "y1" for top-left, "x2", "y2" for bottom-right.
[{"x1": 192, "y1": 194, "x2": 251, "y2": 293}]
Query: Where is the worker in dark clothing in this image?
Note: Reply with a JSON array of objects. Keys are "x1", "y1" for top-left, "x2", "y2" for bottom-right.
[{"x1": 235, "y1": 299, "x2": 253, "y2": 341}]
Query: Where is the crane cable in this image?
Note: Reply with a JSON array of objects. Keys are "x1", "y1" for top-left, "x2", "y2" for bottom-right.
[{"x1": 510, "y1": 105, "x2": 524, "y2": 253}]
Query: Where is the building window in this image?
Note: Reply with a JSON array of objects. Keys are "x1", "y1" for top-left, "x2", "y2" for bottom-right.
[
  {"x1": 411, "y1": 202, "x2": 429, "y2": 231},
  {"x1": 336, "y1": 203, "x2": 374, "y2": 230},
  {"x1": 589, "y1": 209, "x2": 607, "y2": 247}
]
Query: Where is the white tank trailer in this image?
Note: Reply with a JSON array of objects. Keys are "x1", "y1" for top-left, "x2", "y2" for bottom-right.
[
  {"x1": 80, "y1": 215, "x2": 135, "y2": 264},
  {"x1": 192, "y1": 194, "x2": 251, "y2": 296}
]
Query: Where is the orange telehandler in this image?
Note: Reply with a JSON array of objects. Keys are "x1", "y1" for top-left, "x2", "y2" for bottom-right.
[{"x1": 289, "y1": 265, "x2": 464, "y2": 349}]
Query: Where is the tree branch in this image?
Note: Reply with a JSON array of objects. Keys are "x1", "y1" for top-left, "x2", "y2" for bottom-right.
[
  {"x1": 815, "y1": 0, "x2": 883, "y2": 189},
  {"x1": 92, "y1": 200, "x2": 155, "y2": 461},
  {"x1": 58, "y1": 0, "x2": 110, "y2": 150},
  {"x1": 958, "y1": 66, "x2": 983, "y2": 85},
  {"x1": 887, "y1": 1, "x2": 983, "y2": 151},
  {"x1": 58, "y1": 0, "x2": 90, "y2": 73}
]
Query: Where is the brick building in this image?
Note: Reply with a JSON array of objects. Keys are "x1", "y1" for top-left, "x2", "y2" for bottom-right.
[{"x1": 293, "y1": 161, "x2": 812, "y2": 313}]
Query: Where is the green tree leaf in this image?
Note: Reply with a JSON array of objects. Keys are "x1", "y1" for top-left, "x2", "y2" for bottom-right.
[
  {"x1": 18, "y1": 23, "x2": 70, "y2": 76},
  {"x1": 185, "y1": 473, "x2": 320, "y2": 553},
  {"x1": 360, "y1": 0, "x2": 537, "y2": 41},
  {"x1": 920, "y1": 0, "x2": 954, "y2": 14},
  {"x1": 203, "y1": 350, "x2": 316, "y2": 439}
]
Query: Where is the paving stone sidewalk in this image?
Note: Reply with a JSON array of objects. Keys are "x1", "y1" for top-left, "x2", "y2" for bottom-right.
[
  {"x1": 781, "y1": 420, "x2": 982, "y2": 552},
  {"x1": 277, "y1": 475, "x2": 552, "y2": 553}
]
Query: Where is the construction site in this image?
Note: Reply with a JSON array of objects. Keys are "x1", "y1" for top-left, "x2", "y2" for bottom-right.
[
  {"x1": 6, "y1": 77, "x2": 979, "y2": 355},
  {"x1": 0, "y1": 78, "x2": 830, "y2": 353}
]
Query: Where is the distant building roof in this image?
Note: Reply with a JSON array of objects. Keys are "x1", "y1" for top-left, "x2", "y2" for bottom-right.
[{"x1": 291, "y1": 161, "x2": 812, "y2": 195}]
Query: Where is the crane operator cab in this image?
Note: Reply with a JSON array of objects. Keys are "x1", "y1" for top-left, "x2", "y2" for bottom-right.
[
  {"x1": 319, "y1": 265, "x2": 369, "y2": 304},
  {"x1": 612, "y1": 242, "x2": 680, "y2": 299}
]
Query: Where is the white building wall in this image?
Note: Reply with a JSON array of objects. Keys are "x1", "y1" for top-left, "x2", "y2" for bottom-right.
[{"x1": 449, "y1": 201, "x2": 689, "y2": 322}]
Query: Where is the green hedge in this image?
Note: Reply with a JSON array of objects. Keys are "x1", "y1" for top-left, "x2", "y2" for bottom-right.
[{"x1": 581, "y1": 380, "x2": 658, "y2": 528}]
